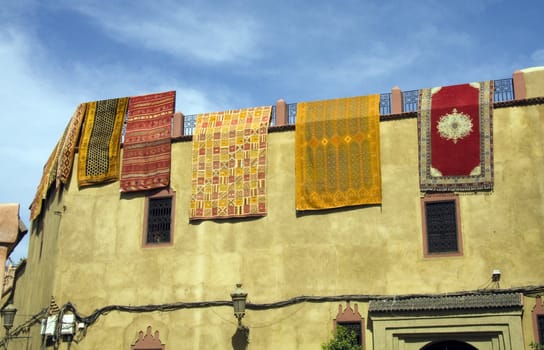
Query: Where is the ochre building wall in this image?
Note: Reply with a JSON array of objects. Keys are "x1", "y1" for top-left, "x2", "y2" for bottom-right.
[{"x1": 7, "y1": 75, "x2": 544, "y2": 349}]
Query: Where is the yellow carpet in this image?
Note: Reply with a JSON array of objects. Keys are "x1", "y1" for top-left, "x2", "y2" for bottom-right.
[{"x1": 295, "y1": 95, "x2": 381, "y2": 210}]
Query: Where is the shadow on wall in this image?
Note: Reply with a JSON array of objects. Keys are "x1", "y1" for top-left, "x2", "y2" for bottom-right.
[{"x1": 232, "y1": 326, "x2": 249, "y2": 350}]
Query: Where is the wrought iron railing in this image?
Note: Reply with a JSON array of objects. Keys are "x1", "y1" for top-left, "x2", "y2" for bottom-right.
[
  {"x1": 402, "y1": 90, "x2": 419, "y2": 113},
  {"x1": 184, "y1": 114, "x2": 197, "y2": 136},
  {"x1": 179, "y1": 78, "x2": 516, "y2": 135},
  {"x1": 494, "y1": 78, "x2": 514, "y2": 102},
  {"x1": 397, "y1": 78, "x2": 514, "y2": 113},
  {"x1": 287, "y1": 103, "x2": 297, "y2": 124},
  {"x1": 380, "y1": 93, "x2": 391, "y2": 115}
]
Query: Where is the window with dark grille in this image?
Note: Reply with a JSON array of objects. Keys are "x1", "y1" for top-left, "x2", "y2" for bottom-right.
[
  {"x1": 421, "y1": 194, "x2": 462, "y2": 257},
  {"x1": 334, "y1": 302, "x2": 364, "y2": 348},
  {"x1": 425, "y1": 200, "x2": 458, "y2": 253},
  {"x1": 532, "y1": 296, "x2": 544, "y2": 345},
  {"x1": 337, "y1": 322, "x2": 362, "y2": 346},
  {"x1": 538, "y1": 315, "x2": 544, "y2": 343},
  {"x1": 146, "y1": 197, "x2": 172, "y2": 244}
]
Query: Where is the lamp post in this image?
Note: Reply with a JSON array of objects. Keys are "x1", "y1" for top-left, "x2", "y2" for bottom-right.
[
  {"x1": 1, "y1": 304, "x2": 16, "y2": 332},
  {"x1": 1, "y1": 304, "x2": 17, "y2": 349},
  {"x1": 230, "y1": 283, "x2": 247, "y2": 328}
]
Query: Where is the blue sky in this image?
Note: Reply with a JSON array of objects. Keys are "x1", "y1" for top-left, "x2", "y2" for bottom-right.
[{"x1": 1, "y1": 0, "x2": 543, "y2": 261}]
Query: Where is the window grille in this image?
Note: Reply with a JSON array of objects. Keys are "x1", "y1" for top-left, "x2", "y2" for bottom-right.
[
  {"x1": 538, "y1": 315, "x2": 544, "y2": 343},
  {"x1": 334, "y1": 302, "x2": 364, "y2": 348},
  {"x1": 147, "y1": 197, "x2": 172, "y2": 244},
  {"x1": 337, "y1": 322, "x2": 362, "y2": 346},
  {"x1": 425, "y1": 200, "x2": 458, "y2": 253}
]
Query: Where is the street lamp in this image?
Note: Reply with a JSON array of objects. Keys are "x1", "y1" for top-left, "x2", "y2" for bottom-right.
[
  {"x1": 1, "y1": 304, "x2": 17, "y2": 332},
  {"x1": 230, "y1": 283, "x2": 247, "y2": 328},
  {"x1": 1, "y1": 304, "x2": 31, "y2": 349}
]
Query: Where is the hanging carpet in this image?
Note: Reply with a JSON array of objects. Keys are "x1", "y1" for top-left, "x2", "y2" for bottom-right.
[
  {"x1": 418, "y1": 81, "x2": 493, "y2": 191},
  {"x1": 31, "y1": 103, "x2": 86, "y2": 220},
  {"x1": 120, "y1": 91, "x2": 175, "y2": 192},
  {"x1": 57, "y1": 103, "x2": 87, "y2": 185},
  {"x1": 190, "y1": 106, "x2": 272, "y2": 219},
  {"x1": 295, "y1": 95, "x2": 382, "y2": 210},
  {"x1": 78, "y1": 97, "x2": 129, "y2": 187},
  {"x1": 30, "y1": 140, "x2": 62, "y2": 221}
]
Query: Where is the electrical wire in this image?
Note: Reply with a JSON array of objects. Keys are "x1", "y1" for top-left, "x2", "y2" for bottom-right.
[
  {"x1": 4, "y1": 284, "x2": 544, "y2": 344},
  {"x1": 248, "y1": 303, "x2": 307, "y2": 329}
]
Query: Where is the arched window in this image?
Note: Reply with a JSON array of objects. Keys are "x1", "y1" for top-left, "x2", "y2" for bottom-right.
[
  {"x1": 333, "y1": 302, "x2": 364, "y2": 348},
  {"x1": 131, "y1": 326, "x2": 165, "y2": 350}
]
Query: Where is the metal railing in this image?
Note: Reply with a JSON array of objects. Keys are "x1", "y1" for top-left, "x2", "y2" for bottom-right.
[
  {"x1": 184, "y1": 114, "x2": 197, "y2": 136},
  {"x1": 287, "y1": 103, "x2": 297, "y2": 124},
  {"x1": 402, "y1": 90, "x2": 419, "y2": 113},
  {"x1": 494, "y1": 78, "x2": 514, "y2": 102},
  {"x1": 379, "y1": 93, "x2": 391, "y2": 115},
  {"x1": 398, "y1": 79, "x2": 514, "y2": 113},
  {"x1": 180, "y1": 78, "x2": 515, "y2": 136}
]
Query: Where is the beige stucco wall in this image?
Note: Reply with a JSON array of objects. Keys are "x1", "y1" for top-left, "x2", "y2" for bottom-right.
[
  {"x1": 9, "y1": 101, "x2": 544, "y2": 349},
  {"x1": 3, "y1": 195, "x2": 63, "y2": 349},
  {"x1": 522, "y1": 66, "x2": 544, "y2": 98}
]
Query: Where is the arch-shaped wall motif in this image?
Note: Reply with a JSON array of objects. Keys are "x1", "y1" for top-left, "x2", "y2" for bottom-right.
[
  {"x1": 333, "y1": 302, "x2": 364, "y2": 348},
  {"x1": 131, "y1": 326, "x2": 165, "y2": 350}
]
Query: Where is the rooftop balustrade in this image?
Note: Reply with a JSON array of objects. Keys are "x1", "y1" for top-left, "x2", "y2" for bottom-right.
[{"x1": 170, "y1": 77, "x2": 517, "y2": 137}]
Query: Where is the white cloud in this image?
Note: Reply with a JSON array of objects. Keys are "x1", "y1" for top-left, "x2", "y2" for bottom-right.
[
  {"x1": 173, "y1": 88, "x2": 223, "y2": 115},
  {"x1": 0, "y1": 23, "x2": 226, "y2": 261},
  {"x1": 411, "y1": 23, "x2": 475, "y2": 52},
  {"x1": 65, "y1": 62, "x2": 225, "y2": 115},
  {"x1": 62, "y1": 1, "x2": 262, "y2": 64},
  {"x1": 0, "y1": 25, "x2": 226, "y2": 172},
  {"x1": 304, "y1": 47, "x2": 420, "y2": 97},
  {"x1": 531, "y1": 49, "x2": 544, "y2": 65},
  {"x1": 0, "y1": 28, "x2": 63, "y2": 261},
  {"x1": 0, "y1": 28, "x2": 69, "y2": 167}
]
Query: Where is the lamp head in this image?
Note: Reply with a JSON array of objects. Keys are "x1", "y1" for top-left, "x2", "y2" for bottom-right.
[
  {"x1": 1, "y1": 304, "x2": 17, "y2": 331},
  {"x1": 230, "y1": 283, "x2": 248, "y2": 327}
]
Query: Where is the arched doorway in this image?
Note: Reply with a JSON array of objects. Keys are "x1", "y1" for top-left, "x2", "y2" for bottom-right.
[{"x1": 421, "y1": 340, "x2": 478, "y2": 350}]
